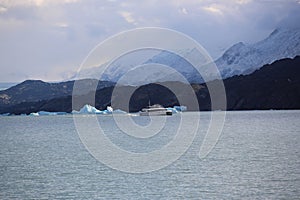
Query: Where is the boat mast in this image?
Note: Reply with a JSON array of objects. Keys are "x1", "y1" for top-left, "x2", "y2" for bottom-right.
[{"x1": 147, "y1": 85, "x2": 151, "y2": 107}]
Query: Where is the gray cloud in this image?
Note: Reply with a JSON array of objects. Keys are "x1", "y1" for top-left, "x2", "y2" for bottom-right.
[{"x1": 0, "y1": 0, "x2": 299, "y2": 82}]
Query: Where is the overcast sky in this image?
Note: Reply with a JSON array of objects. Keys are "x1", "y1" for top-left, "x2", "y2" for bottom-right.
[{"x1": 0, "y1": 0, "x2": 300, "y2": 82}]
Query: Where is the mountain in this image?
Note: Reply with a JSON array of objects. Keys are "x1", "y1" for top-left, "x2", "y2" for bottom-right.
[
  {"x1": 1, "y1": 56, "x2": 299, "y2": 115},
  {"x1": 0, "y1": 79, "x2": 115, "y2": 109},
  {"x1": 73, "y1": 49, "x2": 160, "y2": 84},
  {"x1": 216, "y1": 28, "x2": 300, "y2": 79},
  {"x1": 74, "y1": 47, "x2": 211, "y2": 84},
  {"x1": 145, "y1": 27, "x2": 300, "y2": 82},
  {"x1": 224, "y1": 56, "x2": 300, "y2": 110},
  {"x1": 73, "y1": 28, "x2": 300, "y2": 84},
  {"x1": 142, "y1": 48, "x2": 206, "y2": 83}
]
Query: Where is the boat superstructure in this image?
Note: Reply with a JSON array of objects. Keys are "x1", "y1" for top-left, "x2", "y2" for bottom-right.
[{"x1": 140, "y1": 104, "x2": 172, "y2": 116}]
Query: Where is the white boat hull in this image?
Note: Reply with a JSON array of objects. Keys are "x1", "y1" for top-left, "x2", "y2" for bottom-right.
[{"x1": 140, "y1": 110, "x2": 172, "y2": 116}]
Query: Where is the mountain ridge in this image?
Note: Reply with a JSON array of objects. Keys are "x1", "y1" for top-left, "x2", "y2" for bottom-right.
[
  {"x1": 0, "y1": 79, "x2": 115, "y2": 107},
  {"x1": 1, "y1": 56, "x2": 299, "y2": 115}
]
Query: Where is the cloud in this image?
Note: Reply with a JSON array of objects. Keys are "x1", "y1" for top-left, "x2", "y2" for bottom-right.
[
  {"x1": 119, "y1": 11, "x2": 136, "y2": 25},
  {"x1": 235, "y1": 0, "x2": 252, "y2": 4},
  {"x1": 202, "y1": 5, "x2": 223, "y2": 15},
  {"x1": 0, "y1": 6, "x2": 7, "y2": 13},
  {"x1": 54, "y1": 22, "x2": 69, "y2": 28},
  {"x1": 180, "y1": 7, "x2": 188, "y2": 15},
  {"x1": 0, "y1": 0, "x2": 299, "y2": 82},
  {"x1": 0, "y1": 0, "x2": 79, "y2": 7}
]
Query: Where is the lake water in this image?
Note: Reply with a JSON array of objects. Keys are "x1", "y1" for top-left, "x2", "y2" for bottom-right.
[{"x1": 0, "y1": 111, "x2": 299, "y2": 199}]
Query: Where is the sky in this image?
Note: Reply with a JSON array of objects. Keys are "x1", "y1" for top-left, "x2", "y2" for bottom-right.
[{"x1": 0, "y1": 0, "x2": 300, "y2": 82}]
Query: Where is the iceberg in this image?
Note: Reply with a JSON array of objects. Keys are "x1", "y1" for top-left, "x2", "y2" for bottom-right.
[
  {"x1": 112, "y1": 109, "x2": 127, "y2": 114},
  {"x1": 78, "y1": 104, "x2": 102, "y2": 114},
  {"x1": 1, "y1": 105, "x2": 126, "y2": 116},
  {"x1": 166, "y1": 107, "x2": 179, "y2": 114},
  {"x1": 29, "y1": 112, "x2": 39, "y2": 116},
  {"x1": 28, "y1": 111, "x2": 68, "y2": 116},
  {"x1": 166, "y1": 105, "x2": 187, "y2": 114},
  {"x1": 37, "y1": 111, "x2": 68, "y2": 116},
  {"x1": 107, "y1": 106, "x2": 113, "y2": 113},
  {"x1": 71, "y1": 110, "x2": 80, "y2": 114},
  {"x1": 72, "y1": 104, "x2": 127, "y2": 115},
  {"x1": 173, "y1": 106, "x2": 187, "y2": 112}
]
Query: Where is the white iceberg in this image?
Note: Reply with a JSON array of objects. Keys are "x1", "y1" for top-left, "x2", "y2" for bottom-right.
[
  {"x1": 107, "y1": 106, "x2": 113, "y2": 113},
  {"x1": 78, "y1": 104, "x2": 102, "y2": 114},
  {"x1": 72, "y1": 104, "x2": 127, "y2": 115},
  {"x1": 29, "y1": 112, "x2": 39, "y2": 116}
]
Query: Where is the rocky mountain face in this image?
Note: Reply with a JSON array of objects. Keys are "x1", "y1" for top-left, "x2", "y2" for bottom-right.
[{"x1": 1, "y1": 56, "x2": 299, "y2": 115}]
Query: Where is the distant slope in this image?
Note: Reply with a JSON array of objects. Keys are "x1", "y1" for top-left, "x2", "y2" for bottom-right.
[{"x1": 1, "y1": 56, "x2": 299, "y2": 115}]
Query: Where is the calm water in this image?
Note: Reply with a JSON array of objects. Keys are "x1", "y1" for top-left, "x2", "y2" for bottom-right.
[{"x1": 0, "y1": 111, "x2": 299, "y2": 199}]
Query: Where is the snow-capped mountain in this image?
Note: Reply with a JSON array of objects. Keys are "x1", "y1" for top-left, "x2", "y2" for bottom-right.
[
  {"x1": 77, "y1": 48, "x2": 209, "y2": 84},
  {"x1": 216, "y1": 28, "x2": 300, "y2": 78},
  {"x1": 74, "y1": 27, "x2": 300, "y2": 84},
  {"x1": 147, "y1": 27, "x2": 300, "y2": 82},
  {"x1": 74, "y1": 49, "x2": 161, "y2": 84}
]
